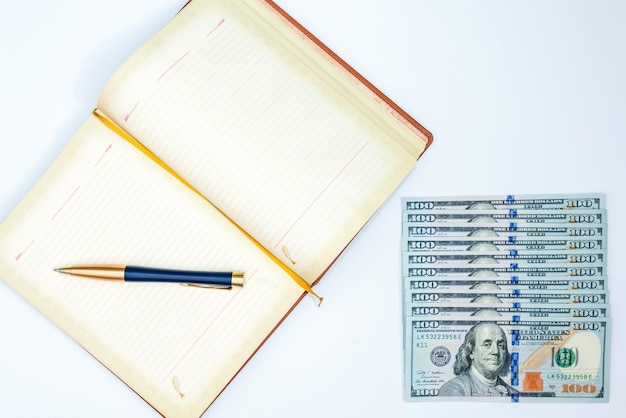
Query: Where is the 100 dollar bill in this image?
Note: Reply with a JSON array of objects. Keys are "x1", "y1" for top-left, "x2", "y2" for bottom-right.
[
  {"x1": 405, "y1": 289, "x2": 608, "y2": 305},
  {"x1": 405, "y1": 317, "x2": 609, "y2": 402},
  {"x1": 404, "y1": 223, "x2": 607, "y2": 238},
  {"x1": 404, "y1": 264, "x2": 605, "y2": 278},
  {"x1": 404, "y1": 277, "x2": 607, "y2": 292},
  {"x1": 405, "y1": 209, "x2": 606, "y2": 224},
  {"x1": 403, "y1": 194, "x2": 604, "y2": 211},
  {"x1": 405, "y1": 236, "x2": 605, "y2": 252},
  {"x1": 403, "y1": 250, "x2": 605, "y2": 266},
  {"x1": 405, "y1": 303, "x2": 609, "y2": 319}
]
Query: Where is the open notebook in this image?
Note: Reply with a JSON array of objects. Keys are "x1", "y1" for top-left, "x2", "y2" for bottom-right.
[{"x1": 0, "y1": 0, "x2": 432, "y2": 416}]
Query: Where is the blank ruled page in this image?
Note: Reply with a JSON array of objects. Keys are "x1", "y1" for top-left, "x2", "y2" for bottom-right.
[
  {"x1": 98, "y1": 0, "x2": 418, "y2": 282},
  {"x1": 0, "y1": 115, "x2": 303, "y2": 418}
]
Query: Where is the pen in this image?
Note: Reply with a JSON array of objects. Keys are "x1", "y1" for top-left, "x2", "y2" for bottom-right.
[{"x1": 54, "y1": 265, "x2": 244, "y2": 288}]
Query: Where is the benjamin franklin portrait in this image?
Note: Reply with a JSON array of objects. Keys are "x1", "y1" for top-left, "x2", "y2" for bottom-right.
[{"x1": 439, "y1": 322, "x2": 518, "y2": 397}]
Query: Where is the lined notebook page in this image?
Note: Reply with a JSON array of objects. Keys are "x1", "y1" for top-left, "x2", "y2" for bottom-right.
[
  {"x1": 0, "y1": 116, "x2": 303, "y2": 418},
  {"x1": 98, "y1": 0, "x2": 418, "y2": 282}
]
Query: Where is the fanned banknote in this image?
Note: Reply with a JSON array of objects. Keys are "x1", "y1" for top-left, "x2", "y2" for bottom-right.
[
  {"x1": 405, "y1": 303, "x2": 609, "y2": 319},
  {"x1": 403, "y1": 251, "x2": 605, "y2": 266},
  {"x1": 403, "y1": 264, "x2": 605, "y2": 278},
  {"x1": 404, "y1": 223, "x2": 607, "y2": 238},
  {"x1": 405, "y1": 209, "x2": 606, "y2": 224},
  {"x1": 402, "y1": 194, "x2": 605, "y2": 211},
  {"x1": 405, "y1": 236, "x2": 605, "y2": 252},
  {"x1": 405, "y1": 317, "x2": 610, "y2": 402},
  {"x1": 401, "y1": 194, "x2": 610, "y2": 402},
  {"x1": 404, "y1": 289, "x2": 608, "y2": 305},
  {"x1": 404, "y1": 277, "x2": 607, "y2": 292}
]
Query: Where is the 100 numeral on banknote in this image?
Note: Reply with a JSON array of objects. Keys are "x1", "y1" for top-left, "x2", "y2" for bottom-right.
[{"x1": 405, "y1": 318, "x2": 609, "y2": 402}]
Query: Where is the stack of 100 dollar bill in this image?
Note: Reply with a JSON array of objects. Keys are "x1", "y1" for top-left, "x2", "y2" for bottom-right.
[{"x1": 402, "y1": 194, "x2": 610, "y2": 402}]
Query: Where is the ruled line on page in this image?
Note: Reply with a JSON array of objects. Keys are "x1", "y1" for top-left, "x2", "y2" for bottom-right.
[{"x1": 272, "y1": 142, "x2": 369, "y2": 249}]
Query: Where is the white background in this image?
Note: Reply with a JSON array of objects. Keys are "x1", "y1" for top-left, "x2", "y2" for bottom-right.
[{"x1": 1, "y1": 0, "x2": 624, "y2": 417}]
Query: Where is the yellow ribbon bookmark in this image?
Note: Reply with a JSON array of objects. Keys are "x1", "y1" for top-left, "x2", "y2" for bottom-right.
[{"x1": 92, "y1": 109, "x2": 323, "y2": 305}]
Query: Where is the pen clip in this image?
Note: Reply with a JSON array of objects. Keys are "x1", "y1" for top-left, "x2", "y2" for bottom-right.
[{"x1": 179, "y1": 283, "x2": 232, "y2": 290}]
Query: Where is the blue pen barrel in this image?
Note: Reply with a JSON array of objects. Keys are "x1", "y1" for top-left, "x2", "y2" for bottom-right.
[{"x1": 124, "y1": 266, "x2": 233, "y2": 286}]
